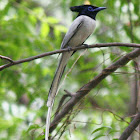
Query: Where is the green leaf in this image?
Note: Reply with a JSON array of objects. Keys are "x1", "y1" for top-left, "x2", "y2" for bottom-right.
[
  {"x1": 27, "y1": 124, "x2": 40, "y2": 132},
  {"x1": 55, "y1": 25, "x2": 67, "y2": 32},
  {"x1": 36, "y1": 134, "x2": 45, "y2": 140},
  {"x1": 0, "y1": 118, "x2": 12, "y2": 130},
  {"x1": 40, "y1": 22, "x2": 50, "y2": 38},
  {"x1": 46, "y1": 17, "x2": 59, "y2": 24},
  {"x1": 91, "y1": 126, "x2": 112, "y2": 134}
]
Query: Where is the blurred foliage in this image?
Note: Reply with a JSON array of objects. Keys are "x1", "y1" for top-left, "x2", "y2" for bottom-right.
[{"x1": 0, "y1": 0, "x2": 140, "y2": 140}]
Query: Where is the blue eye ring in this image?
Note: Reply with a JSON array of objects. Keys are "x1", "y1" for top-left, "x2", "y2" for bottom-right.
[{"x1": 88, "y1": 6, "x2": 93, "y2": 11}]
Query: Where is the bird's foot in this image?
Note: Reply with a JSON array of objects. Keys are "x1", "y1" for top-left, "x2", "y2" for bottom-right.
[
  {"x1": 67, "y1": 46, "x2": 72, "y2": 52},
  {"x1": 83, "y1": 44, "x2": 89, "y2": 48}
]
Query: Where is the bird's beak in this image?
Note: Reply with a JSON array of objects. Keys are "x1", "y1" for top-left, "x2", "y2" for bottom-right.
[{"x1": 93, "y1": 7, "x2": 106, "y2": 12}]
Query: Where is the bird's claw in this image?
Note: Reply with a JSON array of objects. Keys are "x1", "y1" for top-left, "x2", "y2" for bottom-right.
[
  {"x1": 67, "y1": 46, "x2": 72, "y2": 52},
  {"x1": 83, "y1": 44, "x2": 89, "y2": 48}
]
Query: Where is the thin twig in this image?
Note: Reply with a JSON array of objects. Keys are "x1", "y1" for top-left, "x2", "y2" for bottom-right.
[
  {"x1": 64, "y1": 90, "x2": 74, "y2": 96},
  {"x1": 0, "y1": 43, "x2": 140, "y2": 71},
  {"x1": 55, "y1": 91, "x2": 73, "y2": 117},
  {"x1": 0, "y1": 55, "x2": 14, "y2": 63}
]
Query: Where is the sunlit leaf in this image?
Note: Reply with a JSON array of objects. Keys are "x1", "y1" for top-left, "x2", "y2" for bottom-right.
[
  {"x1": 91, "y1": 126, "x2": 112, "y2": 134},
  {"x1": 27, "y1": 124, "x2": 40, "y2": 132},
  {"x1": 40, "y1": 22, "x2": 50, "y2": 37}
]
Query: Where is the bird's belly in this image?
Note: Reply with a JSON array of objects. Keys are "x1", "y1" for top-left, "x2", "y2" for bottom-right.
[
  {"x1": 69, "y1": 18, "x2": 96, "y2": 47},
  {"x1": 69, "y1": 30, "x2": 90, "y2": 46}
]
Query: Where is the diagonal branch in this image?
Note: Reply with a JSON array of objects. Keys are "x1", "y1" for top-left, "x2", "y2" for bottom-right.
[
  {"x1": 49, "y1": 48, "x2": 140, "y2": 133},
  {"x1": 55, "y1": 90, "x2": 74, "y2": 117},
  {"x1": 0, "y1": 43, "x2": 140, "y2": 71},
  {"x1": 119, "y1": 112, "x2": 140, "y2": 140}
]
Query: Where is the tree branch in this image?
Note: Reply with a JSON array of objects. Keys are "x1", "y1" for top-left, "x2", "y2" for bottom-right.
[
  {"x1": 49, "y1": 48, "x2": 140, "y2": 133},
  {"x1": 0, "y1": 43, "x2": 140, "y2": 71},
  {"x1": 119, "y1": 112, "x2": 140, "y2": 140},
  {"x1": 0, "y1": 55, "x2": 13, "y2": 63},
  {"x1": 55, "y1": 90, "x2": 74, "y2": 117}
]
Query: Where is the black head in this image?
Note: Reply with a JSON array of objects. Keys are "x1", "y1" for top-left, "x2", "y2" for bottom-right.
[{"x1": 70, "y1": 5, "x2": 106, "y2": 20}]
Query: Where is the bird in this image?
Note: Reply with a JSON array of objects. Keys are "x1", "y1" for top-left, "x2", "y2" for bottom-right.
[{"x1": 45, "y1": 5, "x2": 106, "y2": 140}]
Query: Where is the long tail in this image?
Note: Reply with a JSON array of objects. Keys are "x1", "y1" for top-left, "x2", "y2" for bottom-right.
[
  {"x1": 45, "y1": 51, "x2": 73, "y2": 140},
  {"x1": 45, "y1": 102, "x2": 53, "y2": 140}
]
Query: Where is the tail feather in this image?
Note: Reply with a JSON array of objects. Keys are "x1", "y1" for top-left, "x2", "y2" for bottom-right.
[
  {"x1": 45, "y1": 103, "x2": 53, "y2": 140},
  {"x1": 46, "y1": 51, "x2": 73, "y2": 140}
]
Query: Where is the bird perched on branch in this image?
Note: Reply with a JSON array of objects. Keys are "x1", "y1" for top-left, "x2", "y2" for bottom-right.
[{"x1": 45, "y1": 5, "x2": 106, "y2": 140}]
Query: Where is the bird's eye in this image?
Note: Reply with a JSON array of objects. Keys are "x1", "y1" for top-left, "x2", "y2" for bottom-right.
[{"x1": 88, "y1": 7, "x2": 93, "y2": 11}]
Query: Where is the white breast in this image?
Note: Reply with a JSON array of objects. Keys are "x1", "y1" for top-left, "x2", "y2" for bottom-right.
[{"x1": 68, "y1": 15, "x2": 96, "y2": 47}]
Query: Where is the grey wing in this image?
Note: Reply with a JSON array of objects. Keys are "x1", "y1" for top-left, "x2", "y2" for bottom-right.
[{"x1": 61, "y1": 18, "x2": 83, "y2": 49}]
